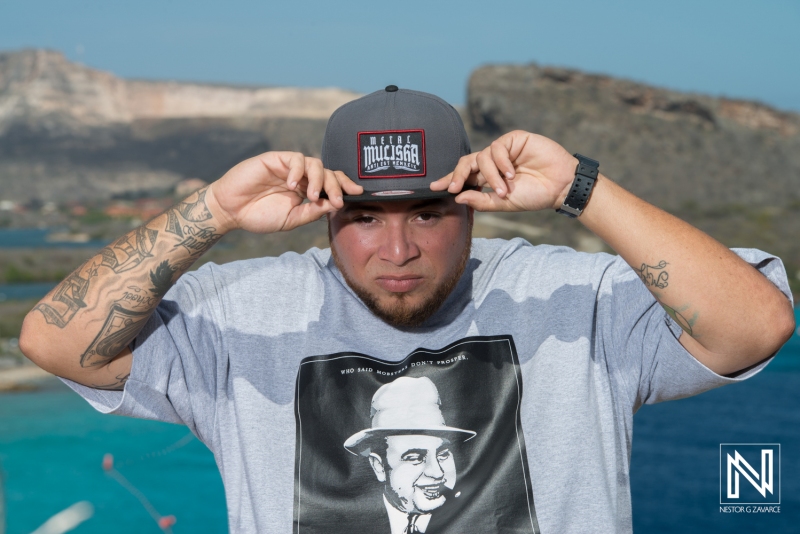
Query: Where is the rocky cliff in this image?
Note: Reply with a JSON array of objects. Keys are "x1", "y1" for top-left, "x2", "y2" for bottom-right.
[
  {"x1": 468, "y1": 64, "x2": 800, "y2": 210},
  {"x1": 0, "y1": 49, "x2": 360, "y2": 201}
]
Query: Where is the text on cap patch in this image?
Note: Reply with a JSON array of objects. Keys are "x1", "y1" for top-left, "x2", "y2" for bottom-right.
[{"x1": 357, "y1": 130, "x2": 426, "y2": 179}]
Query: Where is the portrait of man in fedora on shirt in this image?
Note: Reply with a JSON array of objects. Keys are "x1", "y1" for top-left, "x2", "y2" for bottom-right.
[
  {"x1": 344, "y1": 376, "x2": 476, "y2": 534},
  {"x1": 293, "y1": 340, "x2": 538, "y2": 534}
]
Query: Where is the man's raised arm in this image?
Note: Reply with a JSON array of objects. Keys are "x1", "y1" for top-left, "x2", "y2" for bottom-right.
[
  {"x1": 20, "y1": 152, "x2": 362, "y2": 389},
  {"x1": 432, "y1": 130, "x2": 795, "y2": 376}
]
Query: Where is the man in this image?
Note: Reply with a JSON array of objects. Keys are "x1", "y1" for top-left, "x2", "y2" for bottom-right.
[
  {"x1": 20, "y1": 86, "x2": 794, "y2": 533},
  {"x1": 343, "y1": 376, "x2": 476, "y2": 534}
]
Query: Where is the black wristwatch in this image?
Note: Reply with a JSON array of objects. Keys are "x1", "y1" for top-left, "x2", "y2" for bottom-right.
[{"x1": 555, "y1": 154, "x2": 599, "y2": 218}]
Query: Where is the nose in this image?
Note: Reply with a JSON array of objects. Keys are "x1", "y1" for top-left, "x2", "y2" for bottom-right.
[
  {"x1": 422, "y1": 454, "x2": 445, "y2": 481},
  {"x1": 377, "y1": 220, "x2": 420, "y2": 266}
]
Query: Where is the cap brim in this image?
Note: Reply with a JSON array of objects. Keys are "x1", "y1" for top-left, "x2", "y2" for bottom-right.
[
  {"x1": 343, "y1": 426, "x2": 477, "y2": 456},
  {"x1": 319, "y1": 184, "x2": 480, "y2": 203},
  {"x1": 342, "y1": 188, "x2": 453, "y2": 203}
]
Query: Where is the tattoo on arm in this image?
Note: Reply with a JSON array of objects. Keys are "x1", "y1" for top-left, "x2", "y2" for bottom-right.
[
  {"x1": 164, "y1": 186, "x2": 213, "y2": 237},
  {"x1": 115, "y1": 286, "x2": 157, "y2": 310},
  {"x1": 634, "y1": 260, "x2": 669, "y2": 289},
  {"x1": 661, "y1": 302, "x2": 698, "y2": 337},
  {"x1": 35, "y1": 186, "x2": 220, "y2": 332},
  {"x1": 90, "y1": 371, "x2": 130, "y2": 391},
  {"x1": 173, "y1": 225, "x2": 223, "y2": 256},
  {"x1": 34, "y1": 260, "x2": 94, "y2": 328},
  {"x1": 149, "y1": 260, "x2": 176, "y2": 298},
  {"x1": 34, "y1": 226, "x2": 160, "y2": 328},
  {"x1": 80, "y1": 305, "x2": 150, "y2": 368}
]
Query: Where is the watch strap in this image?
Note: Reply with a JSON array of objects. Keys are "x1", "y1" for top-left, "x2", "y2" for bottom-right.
[{"x1": 556, "y1": 154, "x2": 599, "y2": 218}]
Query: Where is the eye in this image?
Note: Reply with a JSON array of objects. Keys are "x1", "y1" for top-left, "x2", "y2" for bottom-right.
[
  {"x1": 437, "y1": 449, "x2": 451, "y2": 462},
  {"x1": 401, "y1": 453, "x2": 424, "y2": 464},
  {"x1": 353, "y1": 215, "x2": 377, "y2": 224},
  {"x1": 415, "y1": 212, "x2": 440, "y2": 223}
]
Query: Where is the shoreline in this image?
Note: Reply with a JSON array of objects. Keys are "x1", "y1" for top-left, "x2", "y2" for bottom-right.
[{"x1": 0, "y1": 365, "x2": 55, "y2": 392}]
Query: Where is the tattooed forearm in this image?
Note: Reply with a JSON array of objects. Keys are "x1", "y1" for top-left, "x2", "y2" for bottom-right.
[
  {"x1": 90, "y1": 372, "x2": 130, "y2": 391},
  {"x1": 634, "y1": 260, "x2": 669, "y2": 289},
  {"x1": 115, "y1": 286, "x2": 158, "y2": 309},
  {"x1": 104, "y1": 226, "x2": 158, "y2": 273},
  {"x1": 34, "y1": 188, "x2": 217, "y2": 328},
  {"x1": 34, "y1": 270, "x2": 90, "y2": 327},
  {"x1": 149, "y1": 260, "x2": 176, "y2": 298},
  {"x1": 80, "y1": 305, "x2": 151, "y2": 368},
  {"x1": 30, "y1": 185, "x2": 225, "y2": 387},
  {"x1": 165, "y1": 186, "x2": 213, "y2": 238},
  {"x1": 34, "y1": 226, "x2": 160, "y2": 328},
  {"x1": 173, "y1": 225, "x2": 223, "y2": 256}
]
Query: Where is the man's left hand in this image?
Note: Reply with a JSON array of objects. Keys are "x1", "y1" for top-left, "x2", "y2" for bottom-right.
[{"x1": 430, "y1": 130, "x2": 577, "y2": 212}]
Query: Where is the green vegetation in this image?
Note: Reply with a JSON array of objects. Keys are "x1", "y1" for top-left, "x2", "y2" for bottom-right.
[
  {"x1": 0, "y1": 299, "x2": 35, "y2": 339},
  {"x1": 4, "y1": 265, "x2": 37, "y2": 283},
  {"x1": 79, "y1": 208, "x2": 112, "y2": 225},
  {"x1": 1, "y1": 264, "x2": 68, "y2": 284}
]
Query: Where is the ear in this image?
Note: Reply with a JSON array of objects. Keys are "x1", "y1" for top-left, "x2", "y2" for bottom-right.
[{"x1": 368, "y1": 452, "x2": 386, "y2": 482}]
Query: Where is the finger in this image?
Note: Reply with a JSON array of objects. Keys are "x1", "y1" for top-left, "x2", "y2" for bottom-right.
[
  {"x1": 304, "y1": 158, "x2": 325, "y2": 201},
  {"x1": 476, "y1": 149, "x2": 507, "y2": 197},
  {"x1": 322, "y1": 169, "x2": 344, "y2": 208},
  {"x1": 335, "y1": 171, "x2": 364, "y2": 196},
  {"x1": 285, "y1": 152, "x2": 306, "y2": 190},
  {"x1": 284, "y1": 199, "x2": 337, "y2": 230},
  {"x1": 432, "y1": 153, "x2": 478, "y2": 193},
  {"x1": 490, "y1": 140, "x2": 516, "y2": 180},
  {"x1": 454, "y1": 189, "x2": 511, "y2": 212}
]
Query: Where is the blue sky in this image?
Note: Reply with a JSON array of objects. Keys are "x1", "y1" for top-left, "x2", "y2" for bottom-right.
[{"x1": 1, "y1": 0, "x2": 798, "y2": 111}]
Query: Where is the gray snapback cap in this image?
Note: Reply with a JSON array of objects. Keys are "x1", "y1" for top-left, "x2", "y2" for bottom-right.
[{"x1": 321, "y1": 85, "x2": 471, "y2": 202}]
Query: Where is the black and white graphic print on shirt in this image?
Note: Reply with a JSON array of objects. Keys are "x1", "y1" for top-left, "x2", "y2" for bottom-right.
[{"x1": 293, "y1": 336, "x2": 540, "y2": 534}]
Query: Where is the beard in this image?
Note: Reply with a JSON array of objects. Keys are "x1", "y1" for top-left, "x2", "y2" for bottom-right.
[{"x1": 329, "y1": 222, "x2": 472, "y2": 329}]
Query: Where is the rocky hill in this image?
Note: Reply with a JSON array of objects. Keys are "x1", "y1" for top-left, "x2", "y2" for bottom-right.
[
  {"x1": 467, "y1": 64, "x2": 800, "y2": 210},
  {"x1": 0, "y1": 49, "x2": 360, "y2": 201}
]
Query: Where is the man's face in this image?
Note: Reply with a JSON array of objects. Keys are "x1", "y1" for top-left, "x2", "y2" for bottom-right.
[
  {"x1": 329, "y1": 197, "x2": 472, "y2": 328},
  {"x1": 371, "y1": 434, "x2": 457, "y2": 514}
]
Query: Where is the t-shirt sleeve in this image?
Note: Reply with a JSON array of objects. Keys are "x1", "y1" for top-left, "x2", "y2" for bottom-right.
[
  {"x1": 599, "y1": 248, "x2": 793, "y2": 412},
  {"x1": 60, "y1": 263, "x2": 226, "y2": 447}
]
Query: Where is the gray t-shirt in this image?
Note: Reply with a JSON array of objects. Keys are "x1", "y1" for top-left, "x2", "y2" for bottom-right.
[{"x1": 64, "y1": 237, "x2": 792, "y2": 533}]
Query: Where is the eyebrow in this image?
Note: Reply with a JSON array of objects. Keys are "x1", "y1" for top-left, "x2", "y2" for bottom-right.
[{"x1": 340, "y1": 198, "x2": 449, "y2": 214}]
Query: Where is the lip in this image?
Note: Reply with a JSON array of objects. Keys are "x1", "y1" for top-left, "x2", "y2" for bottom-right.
[{"x1": 375, "y1": 275, "x2": 424, "y2": 293}]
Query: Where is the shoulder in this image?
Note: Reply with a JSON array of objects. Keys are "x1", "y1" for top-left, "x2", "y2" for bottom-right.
[
  {"x1": 161, "y1": 248, "x2": 333, "y2": 335},
  {"x1": 471, "y1": 237, "x2": 619, "y2": 277},
  {"x1": 185, "y1": 247, "x2": 331, "y2": 287},
  {"x1": 469, "y1": 237, "x2": 622, "y2": 301},
  {"x1": 164, "y1": 247, "x2": 331, "y2": 309}
]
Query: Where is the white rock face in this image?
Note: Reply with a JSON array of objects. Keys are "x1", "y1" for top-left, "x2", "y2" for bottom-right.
[{"x1": 0, "y1": 49, "x2": 361, "y2": 129}]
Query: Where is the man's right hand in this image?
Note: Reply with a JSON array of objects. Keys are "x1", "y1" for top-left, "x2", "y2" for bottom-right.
[{"x1": 208, "y1": 152, "x2": 363, "y2": 235}]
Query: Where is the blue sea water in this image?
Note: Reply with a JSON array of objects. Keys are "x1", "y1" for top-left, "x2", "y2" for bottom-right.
[
  {"x1": 2, "y1": 313, "x2": 799, "y2": 533},
  {"x1": 0, "y1": 283, "x2": 57, "y2": 302},
  {"x1": 0, "y1": 229, "x2": 108, "y2": 250},
  {"x1": 0, "y1": 383, "x2": 227, "y2": 534}
]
